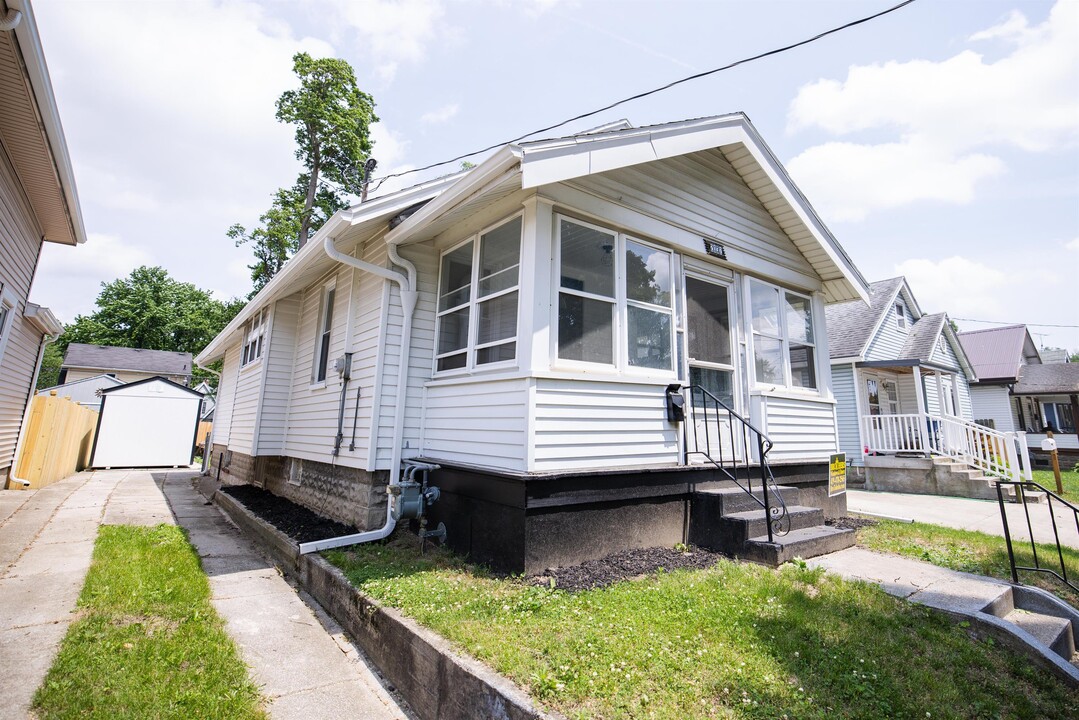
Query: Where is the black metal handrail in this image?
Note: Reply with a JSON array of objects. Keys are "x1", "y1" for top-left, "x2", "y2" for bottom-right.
[
  {"x1": 682, "y1": 384, "x2": 789, "y2": 542},
  {"x1": 995, "y1": 480, "x2": 1078, "y2": 594}
]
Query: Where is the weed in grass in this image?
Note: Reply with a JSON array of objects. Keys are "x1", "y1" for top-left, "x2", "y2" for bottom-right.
[
  {"x1": 33, "y1": 525, "x2": 265, "y2": 720},
  {"x1": 326, "y1": 536, "x2": 1077, "y2": 719}
]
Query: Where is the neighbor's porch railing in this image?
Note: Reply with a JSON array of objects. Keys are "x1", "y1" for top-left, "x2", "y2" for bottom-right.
[{"x1": 862, "y1": 412, "x2": 1032, "y2": 483}]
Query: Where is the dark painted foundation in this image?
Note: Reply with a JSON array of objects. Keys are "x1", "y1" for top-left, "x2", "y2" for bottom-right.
[{"x1": 422, "y1": 460, "x2": 843, "y2": 574}]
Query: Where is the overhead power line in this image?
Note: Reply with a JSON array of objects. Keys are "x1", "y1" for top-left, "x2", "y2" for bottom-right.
[
  {"x1": 953, "y1": 319, "x2": 1079, "y2": 329},
  {"x1": 368, "y1": 0, "x2": 918, "y2": 191}
]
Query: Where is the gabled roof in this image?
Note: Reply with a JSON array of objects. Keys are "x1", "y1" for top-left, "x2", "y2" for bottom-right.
[
  {"x1": 63, "y1": 344, "x2": 192, "y2": 376},
  {"x1": 98, "y1": 375, "x2": 203, "y2": 397},
  {"x1": 0, "y1": 0, "x2": 85, "y2": 245},
  {"x1": 1011, "y1": 364, "x2": 1079, "y2": 396},
  {"x1": 901, "y1": 313, "x2": 947, "y2": 363},
  {"x1": 825, "y1": 277, "x2": 911, "y2": 359},
  {"x1": 38, "y1": 372, "x2": 124, "y2": 394},
  {"x1": 1039, "y1": 348, "x2": 1070, "y2": 364},
  {"x1": 957, "y1": 325, "x2": 1039, "y2": 383}
]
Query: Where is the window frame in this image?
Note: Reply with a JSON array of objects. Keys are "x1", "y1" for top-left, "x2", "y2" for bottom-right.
[
  {"x1": 0, "y1": 283, "x2": 14, "y2": 370},
  {"x1": 895, "y1": 302, "x2": 906, "y2": 330},
  {"x1": 433, "y1": 213, "x2": 523, "y2": 376},
  {"x1": 746, "y1": 277, "x2": 820, "y2": 393},
  {"x1": 553, "y1": 214, "x2": 677, "y2": 377},
  {"x1": 312, "y1": 281, "x2": 336, "y2": 385},
  {"x1": 240, "y1": 308, "x2": 268, "y2": 369}
]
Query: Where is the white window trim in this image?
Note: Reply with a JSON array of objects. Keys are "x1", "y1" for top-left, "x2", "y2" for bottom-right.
[
  {"x1": 895, "y1": 302, "x2": 906, "y2": 331},
  {"x1": 433, "y1": 213, "x2": 523, "y2": 377},
  {"x1": 311, "y1": 280, "x2": 337, "y2": 386},
  {"x1": 551, "y1": 215, "x2": 677, "y2": 378},
  {"x1": 0, "y1": 284, "x2": 16, "y2": 370},
  {"x1": 745, "y1": 276, "x2": 821, "y2": 395},
  {"x1": 240, "y1": 308, "x2": 268, "y2": 370}
]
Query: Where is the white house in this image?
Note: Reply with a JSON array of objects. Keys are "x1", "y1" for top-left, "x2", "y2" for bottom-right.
[
  {"x1": 198, "y1": 114, "x2": 870, "y2": 572},
  {"x1": 59, "y1": 343, "x2": 193, "y2": 386},
  {"x1": 37, "y1": 373, "x2": 124, "y2": 411}
]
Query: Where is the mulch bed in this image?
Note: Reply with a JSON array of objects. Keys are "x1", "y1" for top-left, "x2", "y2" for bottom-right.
[
  {"x1": 219, "y1": 485, "x2": 358, "y2": 544},
  {"x1": 529, "y1": 545, "x2": 726, "y2": 593},
  {"x1": 826, "y1": 515, "x2": 879, "y2": 531}
]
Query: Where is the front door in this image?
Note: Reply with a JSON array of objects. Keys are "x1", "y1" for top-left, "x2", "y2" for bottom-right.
[{"x1": 684, "y1": 276, "x2": 738, "y2": 463}]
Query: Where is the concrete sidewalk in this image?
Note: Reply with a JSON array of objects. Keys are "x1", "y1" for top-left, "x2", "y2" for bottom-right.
[
  {"x1": 847, "y1": 488, "x2": 1079, "y2": 550},
  {"x1": 0, "y1": 470, "x2": 406, "y2": 720}
]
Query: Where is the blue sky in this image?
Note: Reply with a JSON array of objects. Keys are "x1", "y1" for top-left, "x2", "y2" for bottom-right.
[{"x1": 29, "y1": 0, "x2": 1079, "y2": 351}]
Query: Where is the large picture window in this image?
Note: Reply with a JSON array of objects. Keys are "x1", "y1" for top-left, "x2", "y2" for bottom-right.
[
  {"x1": 748, "y1": 278, "x2": 817, "y2": 390},
  {"x1": 435, "y1": 215, "x2": 522, "y2": 373},
  {"x1": 556, "y1": 217, "x2": 674, "y2": 373}
]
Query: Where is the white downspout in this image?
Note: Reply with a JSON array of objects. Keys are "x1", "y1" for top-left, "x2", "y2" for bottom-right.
[
  {"x1": 299, "y1": 234, "x2": 416, "y2": 553},
  {"x1": 6, "y1": 331, "x2": 57, "y2": 488},
  {"x1": 0, "y1": 9, "x2": 22, "y2": 31}
]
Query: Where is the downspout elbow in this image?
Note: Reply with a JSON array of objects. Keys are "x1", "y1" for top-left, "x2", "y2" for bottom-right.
[{"x1": 0, "y1": 9, "x2": 22, "y2": 31}]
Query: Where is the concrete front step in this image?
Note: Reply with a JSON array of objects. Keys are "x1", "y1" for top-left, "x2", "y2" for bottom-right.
[
  {"x1": 1004, "y1": 609, "x2": 1076, "y2": 661},
  {"x1": 718, "y1": 505, "x2": 824, "y2": 547},
  {"x1": 692, "y1": 484, "x2": 801, "y2": 516},
  {"x1": 740, "y1": 526, "x2": 856, "y2": 566}
]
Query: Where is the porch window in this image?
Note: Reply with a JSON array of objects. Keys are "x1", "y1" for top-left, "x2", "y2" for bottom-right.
[
  {"x1": 240, "y1": 308, "x2": 267, "y2": 368},
  {"x1": 556, "y1": 217, "x2": 674, "y2": 372},
  {"x1": 435, "y1": 215, "x2": 522, "y2": 373},
  {"x1": 1053, "y1": 403, "x2": 1075, "y2": 433},
  {"x1": 313, "y1": 284, "x2": 335, "y2": 383},
  {"x1": 748, "y1": 279, "x2": 817, "y2": 390}
]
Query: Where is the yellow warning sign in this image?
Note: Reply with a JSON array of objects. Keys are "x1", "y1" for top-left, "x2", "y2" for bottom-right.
[{"x1": 828, "y1": 453, "x2": 847, "y2": 497}]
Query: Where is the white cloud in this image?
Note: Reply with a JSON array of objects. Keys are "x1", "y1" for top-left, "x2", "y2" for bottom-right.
[
  {"x1": 420, "y1": 103, "x2": 459, "y2": 125},
  {"x1": 367, "y1": 122, "x2": 416, "y2": 196},
  {"x1": 323, "y1": 0, "x2": 446, "y2": 82},
  {"x1": 31, "y1": 233, "x2": 154, "y2": 323},
  {"x1": 787, "y1": 0, "x2": 1078, "y2": 222},
  {"x1": 1066, "y1": 238, "x2": 1079, "y2": 252},
  {"x1": 896, "y1": 256, "x2": 1009, "y2": 318},
  {"x1": 74, "y1": 164, "x2": 161, "y2": 212}
]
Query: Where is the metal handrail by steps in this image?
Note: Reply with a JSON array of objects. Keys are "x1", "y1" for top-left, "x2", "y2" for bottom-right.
[
  {"x1": 682, "y1": 385, "x2": 789, "y2": 542},
  {"x1": 996, "y1": 480, "x2": 1079, "y2": 594}
]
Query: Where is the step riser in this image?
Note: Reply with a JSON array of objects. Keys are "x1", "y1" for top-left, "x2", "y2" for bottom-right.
[
  {"x1": 692, "y1": 486, "x2": 801, "y2": 516},
  {"x1": 718, "y1": 508, "x2": 825, "y2": 548},
  {"x1": 741, "y1": 528, "x2": 857, "y2": 566}
]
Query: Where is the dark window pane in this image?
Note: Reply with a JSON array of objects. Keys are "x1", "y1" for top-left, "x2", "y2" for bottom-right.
[
  {"x1": 753, "y1": 336, "x2": 783, "y2": 384},
  {"x1": 789, "y1": 343, "x2": 816, "y2": 389},
  {"x1": 558, "y1": 293, "x2": 613, "y2": 364},
  {"x1": 437, "y1": 353, "x2": 467, "y2": 372},
  {"x1": 438, "y1": 307, "x2": 470, "y2": 355},
  {"x1": 625, "y1": 239, "x2": 671, "y2": 306},
  {"x1": 686, "y1": 277, "x2": 731, "y2": 366},
  {"x1": 477, "y1": 342, "x2": 516, "y2": 365},
  {"x1": 560, "y1": 220, "x2": 615, "y2": 297},
  {"x1": 627, "y1": 306, "x2": 672, "y2": 370},
  {"x1": 317, "y1": 332, "x2": 331, "y2": 381},
  {"x1": 439, "y1": 241, "x2": 473, "y2": 310},
  {"x1": 690, "y1": 366, "x2": 734, "y2": 408},
  {"x1": 477, "y1": 291, "x2": 518, "y2": 345}
]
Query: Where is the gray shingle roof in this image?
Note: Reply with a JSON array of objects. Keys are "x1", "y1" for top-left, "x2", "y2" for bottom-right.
[
  {"x1": 824, "y1": 277, "x2": 904, "y2": 359},
  {"x1": 62, "y1": 344, "x2": 192, "y2": 376},
  {"x1": 956, "y1": 325, "x2": 1029, "y2": 382},
  {"x1": 1011, "y1": 363, "x2": 1079, "y2": 395},
  {"x1": 901, "y1": 313, "x2": 946, "y2": 363}
]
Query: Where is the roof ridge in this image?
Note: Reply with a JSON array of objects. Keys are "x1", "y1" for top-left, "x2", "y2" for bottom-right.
[{"x1": 957, "y1": 324, "x2": 1026, "y2": 336}]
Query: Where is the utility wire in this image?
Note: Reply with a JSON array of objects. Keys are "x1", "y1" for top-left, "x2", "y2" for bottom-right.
[
  {"x1": 953, "y1": 319, "x2": 1079, "y2": 329},
  {"x1": 367, "y1": 0, "x2": 918, "y2": 187}
]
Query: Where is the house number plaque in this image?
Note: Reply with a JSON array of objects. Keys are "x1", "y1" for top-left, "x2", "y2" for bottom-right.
[{"x1": 703, "y1": 239, "x2": 727, "y2": 259}]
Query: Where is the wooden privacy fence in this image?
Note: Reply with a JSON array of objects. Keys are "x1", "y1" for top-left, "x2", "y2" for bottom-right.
[{"x1": 11, "y1": 392, "x2": 98, "y2": 490}]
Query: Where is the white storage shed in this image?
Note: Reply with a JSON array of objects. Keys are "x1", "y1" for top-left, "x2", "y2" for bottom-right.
[{"x1": 89, "y1": 377, "x2": 202, "y2": 468}]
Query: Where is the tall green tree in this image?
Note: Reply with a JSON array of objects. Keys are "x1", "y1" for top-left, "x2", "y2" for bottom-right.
[
  {"x1": 232, "y1": 52, "x2": 377, "y2": 292},
  {"x1": 52, "y1": 266, "x2": 245, "y2": 387}
]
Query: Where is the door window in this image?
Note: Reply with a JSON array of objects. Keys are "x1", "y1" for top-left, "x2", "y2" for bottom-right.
[{"x1": 866, "y1": 378, "x2": 881, "y2": 416}]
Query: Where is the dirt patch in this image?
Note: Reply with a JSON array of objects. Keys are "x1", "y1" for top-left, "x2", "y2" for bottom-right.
[
  {"x1": 219, "y1": 485, "x2": 357, "y2": 544},
  {"x1": 529, "y1": 545, "x2": 726, "y2": 593},
  {"x1": 826, "y1": 515, "x2": 879, "y2": 531}
]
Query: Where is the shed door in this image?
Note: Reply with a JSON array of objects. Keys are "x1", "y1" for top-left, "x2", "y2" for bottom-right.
[
  {"x1": 92, "y1": 391, "x2": 200, "y2": 468},
  {"x1": 685, "y1": 276, "x2": 739, "y2": 462}
]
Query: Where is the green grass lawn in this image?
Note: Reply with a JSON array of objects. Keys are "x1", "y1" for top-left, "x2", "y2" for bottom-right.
[
  {"x1": 1032, "y1": 467, "x2": 1079, "y2": 498},
  {"x1": 326, "y1": 539, "x2": 1077, "y2": 719},
  {"x1": 33, "y1": 525, "x2": 266, "y2": 720}
]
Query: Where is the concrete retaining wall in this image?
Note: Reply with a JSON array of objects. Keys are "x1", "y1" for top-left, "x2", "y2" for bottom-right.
[
  {"x1": 214, "y1": 491, "x2": 559, "y2": 720},
  {"x1": 864, "y1": 456, "x2": 998, "y2": 500}
]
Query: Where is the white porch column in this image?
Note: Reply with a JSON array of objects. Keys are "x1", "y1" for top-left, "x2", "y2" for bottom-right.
[
  {"x1": 950, "y1": 372, "x2": 961, "y2": 418},
  {"x1": 519, "y1": 195, "x2": 555, "y2": 374},
  {"x1": 913, "y1": 365, "x2": 929, "y2": 454},
  {"x1": 934, "y1": 371, "x2": 945, "y2": 415}
]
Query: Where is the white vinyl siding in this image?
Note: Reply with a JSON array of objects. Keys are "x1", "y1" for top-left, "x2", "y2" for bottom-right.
[
  {"x1": 257, "y1": 295, "x2": 300, "y2": 455},
  {"x1": 864, "y1": 298, "x2": 915, "y2": 361},
  {"x1": 969, "y1": 385, "x2": 1015, "y2": 431},
  {"x1": 532, "y1": 378, "x2": 678, "y2": 470},
  {"x1": 0, "y1": 148, "x2": 47, "y2": 473},
  {"x1": 757, "y1": 394, "x2": 838, "y2": 463},
  {"x1": 831, "y1": 363, "x2": 863, "y2": 465},
  {"x1": 213, "y1": 344, "x2": 240, "y2": 447},
  {"x1": 421, "y1": 377, "x2": 529, "y2": 471}
]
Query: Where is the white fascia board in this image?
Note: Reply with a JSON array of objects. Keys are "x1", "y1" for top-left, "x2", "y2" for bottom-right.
[
  {"x1": 197, "y1": 177, "x2": 455, "y2": 365},
  {"x1": 384, "y1": 146, "x2": 522, "y2": 246},
  {"x1": 12, "y1": 1, "x2": 87, "y2": 246},
  {"x1": 23, "y1": 302, "x2": 62, "y2": 335},
  {"x1": 830, "y1": 356, "x2": 864, "y2": 365},
  {"x1": 896, "y1": 279, "x2": 924, "y2": 320}
]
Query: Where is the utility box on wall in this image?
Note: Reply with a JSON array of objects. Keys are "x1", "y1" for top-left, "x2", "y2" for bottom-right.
[{"x1": 90, "y1": 377, "x2": 203, "y2": 468}]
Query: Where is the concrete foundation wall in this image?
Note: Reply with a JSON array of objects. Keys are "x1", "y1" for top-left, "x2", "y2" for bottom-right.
[{"x1": 864, "y1": 456, "x2": 997, "y2": 500}]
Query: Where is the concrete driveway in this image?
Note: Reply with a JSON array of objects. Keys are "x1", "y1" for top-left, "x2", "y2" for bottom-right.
[{"x1": 847, "y1": 488, "x2": 1079, "y2": 550}]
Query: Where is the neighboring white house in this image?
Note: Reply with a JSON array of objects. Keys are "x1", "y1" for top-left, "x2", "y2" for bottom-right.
[
  {"x1": 1, "y1": 0, "x2": 86, "y2": 487},
  {"x1": 59, "y1": 343, "x2": 193, "y2": 386},
  {"x1": 37, "y1": 373, "x2": 124, "y2": 411},
  {"x1": 198, "y1": 114, "x2": 871, "y2": 572},
  {"x1": 825, "y1": 277, "x2": 976, "y2": 469}
]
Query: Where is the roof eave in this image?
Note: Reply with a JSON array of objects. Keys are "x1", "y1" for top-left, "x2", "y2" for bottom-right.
[{"x1": 23, "y1": 302, "x2": 62, "y2": 335}]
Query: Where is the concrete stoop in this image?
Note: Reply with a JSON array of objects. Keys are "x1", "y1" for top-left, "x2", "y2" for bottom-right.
[
  {"x1": 689, "y1": 484, "x2": 856, "y2": 565},
  {"x1": 863, "y1": 455, "x2": 1045, "y2": 503}
]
